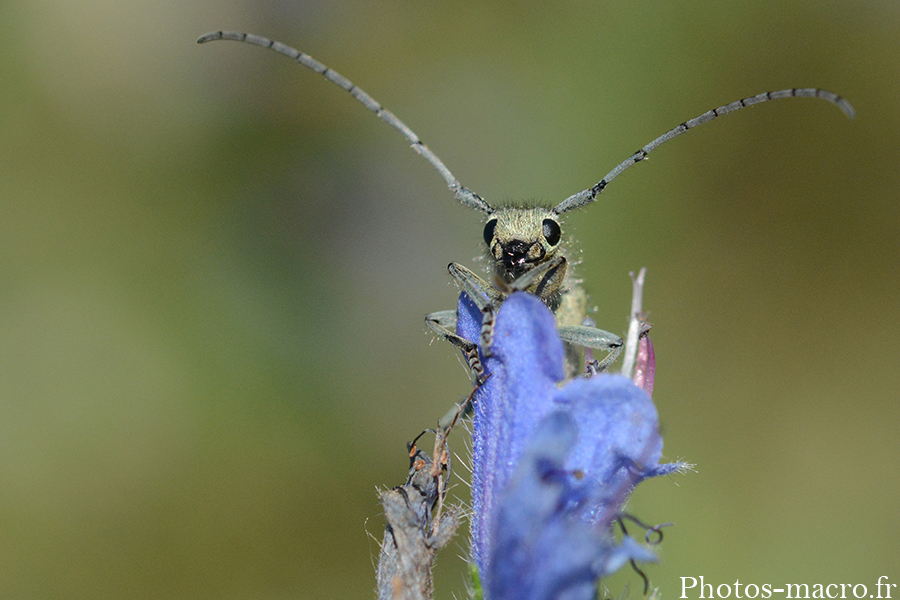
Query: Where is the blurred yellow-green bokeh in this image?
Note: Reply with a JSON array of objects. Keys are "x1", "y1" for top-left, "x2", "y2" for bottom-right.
[{"x1": 1, "y1": 1, "x2": 897, "y2": 598}]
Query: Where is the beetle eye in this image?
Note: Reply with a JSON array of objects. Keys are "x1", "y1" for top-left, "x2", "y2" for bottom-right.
[
  {"x1": 483, "y1": 219, "x2": 498, "y2": 246},
  {"x1": 542, "y1": 219, "x2": 561, "y2": 246}
]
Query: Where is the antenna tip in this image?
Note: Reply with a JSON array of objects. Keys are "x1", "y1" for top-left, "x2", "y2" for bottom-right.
[
  {"x1": 816, "y1": 88, "x2": 856, "y2": 119},
  {"x1": 838, "y1": 98, "x2": 857, "y2": 120},
  {"x1": 197, "y1": 31, "x2": 224, "y2": 44}
]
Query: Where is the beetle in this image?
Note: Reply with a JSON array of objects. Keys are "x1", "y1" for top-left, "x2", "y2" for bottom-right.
[{"x1": 198, "y1": 31, "x2": 854, "y2": 380}]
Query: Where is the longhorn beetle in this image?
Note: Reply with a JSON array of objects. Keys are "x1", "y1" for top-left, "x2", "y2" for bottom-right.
[{"x1": 198, "y1": 31, "x2": 855, "y2": 380}]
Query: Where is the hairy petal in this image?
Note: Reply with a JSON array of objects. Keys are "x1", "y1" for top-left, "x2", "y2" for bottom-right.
[{"x1": 459, "y1": 292, "x2": 566, "y2": 570}]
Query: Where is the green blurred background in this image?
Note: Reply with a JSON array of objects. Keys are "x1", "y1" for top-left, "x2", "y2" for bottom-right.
[{"x1": 1, "y1": 0, "x2": 897, "y2": 598}]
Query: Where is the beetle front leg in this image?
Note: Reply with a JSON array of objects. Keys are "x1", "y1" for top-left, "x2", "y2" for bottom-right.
[
  {"x1": 447, "y1": 262, "x2": 504, "y2": 309},
  {"x1": 444, "y1": 263, "x2": 506, "y2": 358},
  {"x1": 504, "y1": 255, "x2": 567, "y2": 310}
]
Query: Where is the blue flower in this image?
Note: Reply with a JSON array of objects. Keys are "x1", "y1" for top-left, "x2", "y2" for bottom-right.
[{"x1": 457, "y1": 291, "x2": 683, "y2": 600}]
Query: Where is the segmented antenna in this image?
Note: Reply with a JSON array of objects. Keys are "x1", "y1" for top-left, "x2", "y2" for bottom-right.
[
  {"x1": 553, "y1": 88, "x2": 855, "y2": 214},
  {"x1": 197, "y1": 31, "x2": 494, "y2": 214}
]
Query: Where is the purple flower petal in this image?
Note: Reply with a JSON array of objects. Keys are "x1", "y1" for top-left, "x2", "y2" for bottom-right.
[
  {"x1": 460, "y1": 291, "x2": 567, "y2": 571},
  {"x1": 488, "y1": 411, "x2": 658, "y2": 600},
  {"x1": 554, "y1": 374, "x2": 664, "y2": 527},
  {"x1": 457, "y1": 291, "x2": 682, "y2": 596}
]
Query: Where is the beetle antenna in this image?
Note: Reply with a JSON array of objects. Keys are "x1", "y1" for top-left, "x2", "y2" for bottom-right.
[
  {"x1": 553, "y1": 88, "x2": 855, "y2": 215},
  {"x1": 198, "y1": 31, "x2": 494, "y2": 215}
]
